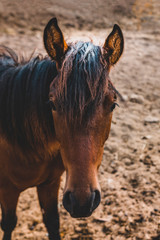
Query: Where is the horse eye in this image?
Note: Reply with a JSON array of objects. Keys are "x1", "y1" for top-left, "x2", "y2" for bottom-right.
[
  {"x1": 49, "y1": 100, "x2": 56, "y2": 111},
  {"x1": 111, "y1": 102, "x2": 119, "y2": 112}
]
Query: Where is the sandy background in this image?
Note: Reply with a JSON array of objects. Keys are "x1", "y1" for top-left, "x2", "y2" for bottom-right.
[{"x1": 0, "y1": 0, "x2": 160, "y2": 239}]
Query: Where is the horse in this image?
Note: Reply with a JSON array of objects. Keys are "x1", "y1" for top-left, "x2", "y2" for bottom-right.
[{"x1": 0, "y1": 18, "x2": 123, "y2": 240}]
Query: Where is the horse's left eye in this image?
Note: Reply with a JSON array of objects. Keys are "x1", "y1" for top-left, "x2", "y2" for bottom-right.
[{"x1": 111, "y1": 103, "x2": 119, "y2": 112}]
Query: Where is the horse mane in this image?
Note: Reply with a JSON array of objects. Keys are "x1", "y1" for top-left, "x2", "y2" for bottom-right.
[
  {"x1": 0, "y1": 46, "x2": 57, "y2": 151},
  {"x1": 50, "y1": 41, "x2": 110, "y2": 125}
]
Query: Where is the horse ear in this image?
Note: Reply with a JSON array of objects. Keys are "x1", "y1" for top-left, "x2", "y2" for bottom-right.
[
  {"x1": 103, "y1": 24, "x2": 124, "y2": 65},
  {"x1": 43, "y1": 18, "x2": 68, "y2": 67}
]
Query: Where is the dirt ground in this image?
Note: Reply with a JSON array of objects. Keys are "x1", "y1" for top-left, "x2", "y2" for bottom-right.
[{"x1": 0, "y1": 0, "x2": 160, "y2": 239}]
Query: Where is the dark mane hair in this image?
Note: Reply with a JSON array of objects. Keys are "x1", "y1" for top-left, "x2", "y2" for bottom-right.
[
  {"x1": 0, "y1": 47, "x2": 57, "y2": 150},
  {"x1": 50, "y1": 42, "x2": 110, "y2": 125}
]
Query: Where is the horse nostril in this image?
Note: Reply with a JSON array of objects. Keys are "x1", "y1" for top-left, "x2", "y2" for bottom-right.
[
  {"x1": 63, "y1": 191, "x2": 75, "y2": 215},
  {"x1": 90, "y1": 190, "x2": 101, "y2": 212}
]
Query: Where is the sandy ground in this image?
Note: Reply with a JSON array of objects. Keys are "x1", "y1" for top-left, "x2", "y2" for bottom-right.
[{"x1": 0, "y1": 0, "x2": 160, "y2": 239}]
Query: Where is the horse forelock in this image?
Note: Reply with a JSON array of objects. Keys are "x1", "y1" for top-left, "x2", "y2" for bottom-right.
[{"x1": 50, "y1": 41, "x2": 110, "y2": 125}]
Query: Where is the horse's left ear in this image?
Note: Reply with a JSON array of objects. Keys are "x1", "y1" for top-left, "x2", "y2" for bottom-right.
[
  {"x1": 43, "y1": 18, "x2": 68, "y2": 67},
  {"x1": 103, "y1": 24, "x2": 124, "y2": 65}
]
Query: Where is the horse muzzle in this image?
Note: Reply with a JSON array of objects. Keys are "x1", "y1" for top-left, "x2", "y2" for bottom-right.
[{"x1": 63, "y1": 189, "x2": 101, "y2": 218}]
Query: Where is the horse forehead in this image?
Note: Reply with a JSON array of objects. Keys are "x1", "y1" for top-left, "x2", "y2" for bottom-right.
[{"x1": 60, "y1": 108, "x2": 105, "y2": 130}]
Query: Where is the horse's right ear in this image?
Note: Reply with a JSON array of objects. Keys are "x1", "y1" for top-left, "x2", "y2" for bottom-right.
[
  {"x1": 43, "y1": 18, "x2": 68, "y2": 67},
  {"x1": 103, "y1": 24, "x2": 124, "y2": 66}
]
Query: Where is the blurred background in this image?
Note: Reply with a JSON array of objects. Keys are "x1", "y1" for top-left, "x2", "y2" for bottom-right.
[
  {"x1": 0, "y1": 1, "x2": 160, "y2": 240},
  {"x1": 0, "y1": 0, "x2": 159, "y2": 34}
]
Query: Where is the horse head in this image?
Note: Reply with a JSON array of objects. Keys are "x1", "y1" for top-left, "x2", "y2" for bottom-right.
[{"x1": 44, "y1": 18, "x2": 124, "y2": 218}]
